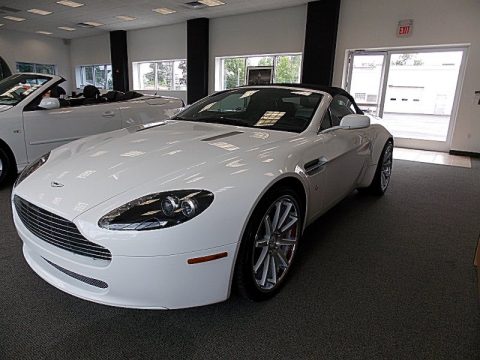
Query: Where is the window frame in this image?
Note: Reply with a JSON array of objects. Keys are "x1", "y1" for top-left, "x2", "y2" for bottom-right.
[
  {"x1": 76, "y1": 64, "x2": 113, "y2": 90},
  {"x1": 16, "y1": 62, "x2": 56, "y2": 75},
  {"x1": 132, "y1": 59, "x2": 187, "y2": 91},
  {"x1": 215, "y1": 53, "x2": 303, "y2": 91}
]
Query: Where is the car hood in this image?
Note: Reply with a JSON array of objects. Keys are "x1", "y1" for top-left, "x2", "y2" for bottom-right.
[
  {"x1": 0, "y1": 105, "x2": 13, "y2": 112},
  {"x1": 16, "y1": 120, "x2": 296, "y2": 220}
]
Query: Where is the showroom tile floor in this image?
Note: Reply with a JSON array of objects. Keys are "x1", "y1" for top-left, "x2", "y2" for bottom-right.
[{"x1": 393, "y1": 147, "x2": 472, "y2": 168}]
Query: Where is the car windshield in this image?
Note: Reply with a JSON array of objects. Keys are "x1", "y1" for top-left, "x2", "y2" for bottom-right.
[
  {"x1": 175, "y1": 87, "x2": 323, "y2": 133},
  {"x1": 0, "y1": 74, "x2": 51, "y2": 106}
]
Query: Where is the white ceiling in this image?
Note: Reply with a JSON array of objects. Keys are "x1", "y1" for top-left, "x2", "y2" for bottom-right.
[{"x1": 0, "y1": 0, "x2": 309, "y2": 39}]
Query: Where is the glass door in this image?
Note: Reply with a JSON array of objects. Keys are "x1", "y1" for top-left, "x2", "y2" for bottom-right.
[
  {"x1": 346, "y1": 47, "x2": 467, "y2": 152},
  {"x1": 346, "y1": 52, "x2": 387, "y2": 116}
]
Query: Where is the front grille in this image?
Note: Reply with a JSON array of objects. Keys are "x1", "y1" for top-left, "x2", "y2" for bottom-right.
[
  {"x1": 14, "y1": 196, "x2": 112, "y2": 261},
  {"x1": 43, "y1": 258, "x2": 108, "y2": 289}
]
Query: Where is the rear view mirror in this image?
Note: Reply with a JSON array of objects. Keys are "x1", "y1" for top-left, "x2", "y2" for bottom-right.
[
  {"x1": 340, "y1": 114, "x2": 370, "y2": 129},
  {"x1": 39, "y1": 97, "x2": 60, "y2": 110}
]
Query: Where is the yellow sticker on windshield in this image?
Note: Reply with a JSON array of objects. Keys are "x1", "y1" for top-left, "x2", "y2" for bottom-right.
[{"x1": 255, "y1": 111, "x2": 286, "y2": 126}]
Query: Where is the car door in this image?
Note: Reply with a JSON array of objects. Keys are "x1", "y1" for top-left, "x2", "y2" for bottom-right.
[
  {"x1": 23, "y1": 95, "x2": 122, "y2": 161},
  {"x1": 322, "y1": 95, "x2": 371, "y2": 208},
  {"x1": 305, "y1": 95, "x2": 370, "y2": 215}
]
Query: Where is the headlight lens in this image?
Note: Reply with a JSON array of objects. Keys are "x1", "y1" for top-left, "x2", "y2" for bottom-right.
[
  {"x1": 14, "y1": 152, "x2": 50, "y2": 187},
  {"x1": 98, "y1": 190, "x2": 214, "y2": 231}
]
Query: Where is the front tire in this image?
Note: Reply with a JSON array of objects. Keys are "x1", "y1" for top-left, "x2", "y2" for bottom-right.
[{"x1": 234, "y1": 187, "x2": 303, "y2": 301}]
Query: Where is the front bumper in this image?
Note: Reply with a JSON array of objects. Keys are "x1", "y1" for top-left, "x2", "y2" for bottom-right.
[{"x1": 14, "y1": 210, "x2": 237, "y2": 309}]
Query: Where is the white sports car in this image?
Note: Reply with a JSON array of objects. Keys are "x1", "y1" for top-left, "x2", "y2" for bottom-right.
[
  {"x1": 12, "y1": 85, "x2": 393, "y2": 309},
  {"x1": 0, "y1": 73, "x2": 183, "y2": 186}
]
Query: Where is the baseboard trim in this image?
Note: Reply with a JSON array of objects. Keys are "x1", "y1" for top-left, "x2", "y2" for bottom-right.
[{"x1": 449, "y1": 150, "x2": 480, "y2": 158}]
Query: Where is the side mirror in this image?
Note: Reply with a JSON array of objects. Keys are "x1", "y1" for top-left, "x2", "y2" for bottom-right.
[
  {"x1": 340, "y1": 114, "x2": 370, "y2": 129},
  {"x1": 39, "y1": 97, "x2": 60, "y2": 110}
]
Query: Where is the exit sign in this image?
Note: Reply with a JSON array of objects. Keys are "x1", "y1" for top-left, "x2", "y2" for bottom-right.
[{"x1": 397, "y1": 19, "x2": 413, "y2": 37}]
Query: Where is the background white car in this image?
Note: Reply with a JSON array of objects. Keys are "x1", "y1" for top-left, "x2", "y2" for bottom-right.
[
  {"x1": 0, "y1": 73, "x2": 183, "y2": 186},
  {"x1": 12, "y1": 85, "x2": 393, "y2": 309}
]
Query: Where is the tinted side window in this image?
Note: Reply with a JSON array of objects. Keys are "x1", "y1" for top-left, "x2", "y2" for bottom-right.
[
  {"x1": 330, "y1": 95, "x2": 355, "y2": 126},
  {"x1": 320, "y1": 110, "x2": 332, "y2": 131}
]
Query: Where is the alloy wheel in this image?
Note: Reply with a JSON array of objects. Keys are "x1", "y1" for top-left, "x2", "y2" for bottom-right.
[
  {"x1": 380, "y1": 143, "x2": 393, "y2": 191},
  {"x1": 252, "y1": 195, "x2": 300, "y2": 291}
]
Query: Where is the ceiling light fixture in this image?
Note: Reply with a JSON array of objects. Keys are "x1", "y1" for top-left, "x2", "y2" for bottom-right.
[
  {"x1": 79, "y1": 21, "x2": 103, "y2": 27},
  {"x1": 116, "y1": 15, "x2": 136, "y2": 21},
  {"x1": 153, "y1": 8, "x2": 176, "y2": 15},
  {"x1": 28, "y1": 9, "x2": 53, "y2": 16},
  {"x1": 198, "y1": 0, "x2": 225, "y2": 6},
  {"x1": 36, "y1": 31, "x2": 53, "y2": 35},
  {"x1": 0, "y1": 24, "x2": 4, "y2": 27},
  {"x1": 3, "y1": 16, "x2": 26, "y2": 22},
  {"x1": 58, "y1": 26, "x2": 76, "y2": 31},
  {"x1": 56, "y1": 1, "x2": 84, "y2": 8}
]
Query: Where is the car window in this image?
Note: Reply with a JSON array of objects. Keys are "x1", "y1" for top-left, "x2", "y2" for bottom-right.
[
  {"x1": 176, "y1": 88, "x2": 323, "y2": 133},
  {"x1": 320, "y1": 110, "x2": 332, "y2": 131},
  {"x1": 0, "y1": 74, "x2": 50, "y2": 106},
  {"x1": 329, "y1": 94, "x2": 355, "y2": 127}
]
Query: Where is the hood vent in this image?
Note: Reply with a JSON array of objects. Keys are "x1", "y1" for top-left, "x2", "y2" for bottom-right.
[{"x1": 202, "y1": 131, "x2": 243, "y2": 142}]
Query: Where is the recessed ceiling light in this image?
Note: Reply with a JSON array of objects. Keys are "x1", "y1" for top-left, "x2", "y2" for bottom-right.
[
  {"x1": 4, "y1": 16, "x2": 26, "y2": 22},
  {"x1": 198, "y1": 0, "x2": 225, "y2": 6},
  {"x1": 36, "y1": 31, "x2": 53, "y2": 35},
  {"x1": 28, "y1": 9, "x2": 53, "y2": 15},
  {"x1": 56, "y1": 1, "x2": 84, "y2": 8},
  {"x1": 116, "y1": 15, "x2": 136, "y2": 21},
  {"x1": 58, "y1": 26, "x2": 76, "y2": 31},
  {"x1": 0, "y1": 24, "x2": 4, "y2": 27},
  {"x1": 153, "y1": 8, "x2": 176, "y2": 15},
  {"x1": 81, "y1": 21, "x2": 103, "y2": 27}
]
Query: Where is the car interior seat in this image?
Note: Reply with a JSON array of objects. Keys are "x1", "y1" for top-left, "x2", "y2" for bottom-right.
[
  {"x1": 82, "y1": 85, "x2": 101, "y2": 105},
  {"x1": 103, "y1": 90, "x2": 125, "y2": 102}
]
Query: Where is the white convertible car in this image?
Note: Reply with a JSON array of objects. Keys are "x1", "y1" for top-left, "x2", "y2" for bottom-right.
[
  {"x1": 12, "y1": 85, "x2": 393, "y2": 309},
  {"x1": 0, "y1": 73, "x2": 183, "y2": 186}
]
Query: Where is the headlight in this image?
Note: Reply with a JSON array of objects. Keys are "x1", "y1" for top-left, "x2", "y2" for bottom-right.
[
  {"x1": 14, "y1": 152, "x2": 50, "y2": 187},
  {"x1": 98, "y1": 190, "x2": 214, "y2": 231}
]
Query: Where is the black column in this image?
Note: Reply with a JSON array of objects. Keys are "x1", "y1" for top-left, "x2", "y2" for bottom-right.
[
  {"x1": 302, "y1": 0, "x2": 341, "y2": 86},
  {"x1": 110, "y1": 30, "x2": 129, "y2": 92},
  {"x1": 187, "y1": 18, "x2": 209, "y2": 104}
]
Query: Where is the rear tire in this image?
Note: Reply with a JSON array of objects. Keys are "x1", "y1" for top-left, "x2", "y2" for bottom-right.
[
  {"x1": 0, "y1": 147, "x2": 13, "y2": 188},
  {"x1": 234, "y1": 186, "x2": 303, "y2": 301},
  {"x1": 359, "y1": 140, "x2": 393, "y2": 196}
]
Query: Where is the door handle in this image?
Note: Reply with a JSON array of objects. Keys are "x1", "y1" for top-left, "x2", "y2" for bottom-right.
[
  {"x1": 102, "y1": 111, "x2": 115, "y2": 117},
  {"x1": 304, "y1": 157, "x2": 328, "y2": 175}
]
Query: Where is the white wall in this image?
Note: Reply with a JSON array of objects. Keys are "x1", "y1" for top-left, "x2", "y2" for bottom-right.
[
  {"x1": 128, "y1": 23, "x2": 187, "y2": 102},
  {"x1": 333, "y1": 0, "x2": 480, "y2": 153},
  {"x1": 209, "y1": 5, "x2": 307, "y2": 93},
  {"x1": 69, "y1": 34, "x2": 111, "y2": 91},
  {"x1": 0, "y1": 29, "x2": 72, "y2": 92}
]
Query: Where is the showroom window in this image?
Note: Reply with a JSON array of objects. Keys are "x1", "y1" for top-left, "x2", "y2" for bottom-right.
[
  {"x1": 132, "y1": 60, "x2": 187, "y2": 91},
  {"x1": 215, "y1": 53, "x2": 302, "y2": 91},
  {"x1": 16, "y1": 62, "x2": 56, "y2": 75},
  {"x1": 76, "y1": 64, "x2": 113, "y2": 90}
]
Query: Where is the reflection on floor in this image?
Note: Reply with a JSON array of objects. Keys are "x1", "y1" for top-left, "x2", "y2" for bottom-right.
[
  {"x1": 381, "y1": 113, "x2": 450, "y2": 142},
  {"x1": 393, "y1": 147, "x2": 472, "y2": 168}
]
